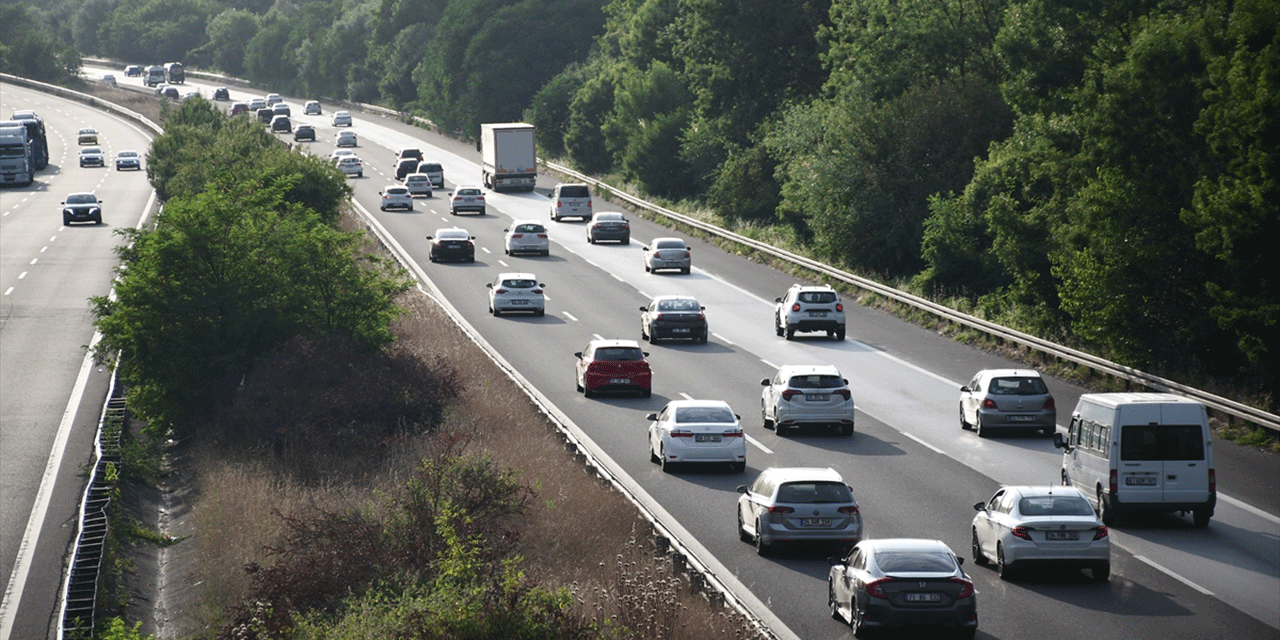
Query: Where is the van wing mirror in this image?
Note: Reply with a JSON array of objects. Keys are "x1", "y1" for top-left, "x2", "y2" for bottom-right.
[{"x1": 1052, "y1": 431, "x2": 1069, "y2": 450}]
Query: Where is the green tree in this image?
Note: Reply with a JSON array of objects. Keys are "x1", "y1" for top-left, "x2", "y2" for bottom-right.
[{"x1": 199, "y1": 9, "x2": 259, "y2": 76}]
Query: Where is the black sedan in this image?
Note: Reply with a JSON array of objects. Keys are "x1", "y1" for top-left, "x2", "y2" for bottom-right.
[
  {"x1": 427, "y1": 228, "x2": 475, "y2": 263},
  {"x1": 828, "y1": 538, "x2": 977, "y2": 638},
  {"x1": 640, "y1": 295, "x2": 708, "y2": 344}
]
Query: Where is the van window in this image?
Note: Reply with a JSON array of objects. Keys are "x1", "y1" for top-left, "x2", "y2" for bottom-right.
[
  {"x1": 1120, "y1": 424, "x2": 1205, "y2": 461},
  {"x1": 558, "y1": 185, "x2": 590, "y2": 198}
]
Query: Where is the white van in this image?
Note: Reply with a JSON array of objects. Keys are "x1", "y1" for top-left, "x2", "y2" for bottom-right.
[{"x1": 1053, "y1": 393, "x2": 1215, "y2": 527}]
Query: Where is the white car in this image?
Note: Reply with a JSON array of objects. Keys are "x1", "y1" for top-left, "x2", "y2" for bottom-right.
[
  {"x1": 304, "y1": 100, "x2": 322, "y2": 115},
  {"x1": 647, "y1": 400, "x2": 745, "y2": 473},
  {"x1": 971, "y1": 485, "x2": 1109, "y2": 581},
  {"x1": 331, "y1": 110, "x2": 353, "y2": 126},
  {"x1": 115, "y1": 150, "x2": 142, "y2": 171},
  {"x1": 265, "y1": 93, "x2": 282, "y2": 105},
  {"x1": 641, "y1": 237, "x2": 691, "y2": 274},
  {"x1": 78, "y1": 147, "x2": 105, "y2": 167},
  {"x1": 404, "y1": 173, "x2": 434, "y2": 197},
  {"x1": 335, "y1": 131, "x2": 358, "y2": 147},
  {"x1": 760, "y1": 364, "x2": 854, "y2": 436},
  {"x1": 774, "y1": 283, "x2": 846, "y2": 340},
  {"x1": 330, "y1": 149, "x2": 356, "y2": 161},
  {"x1": 248, "y1": 97, "x2": 267, "y2": 110},
  {"x1": 378, "y1": 185, "x2": 413, "y2": 211},
  {"x1": 486, "y1": 272, "x2": 545, "y2": 316},
  {"x1": 503, "y1": 220, "x2": 549, "y2": 256},
  {"x1": 736, "y1": 467, "x2": 862, "y2": 555},
  {"x1": 335, "y1": 156, "x2": 363, "y2": 177}
]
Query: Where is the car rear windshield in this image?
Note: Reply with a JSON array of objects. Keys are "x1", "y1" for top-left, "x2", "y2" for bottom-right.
[
  {"x1": 1120, "y1": 424, "x2": 1205, "y2": 461},
  {"x1": 501, "y1": 279, "x2": 537, "y2": 288},
  {"x1": 776, "y1": 481, "x2": 852, "y2": 504},
  {"x1": 594, "y1": 347, "x2": 644, "y2": 361},
  {"x1": 875, "y1": 552, "x2": 956, "y2": 574},
  {"x1": 1018, "y1": 496, "x2": 1095, "y2": 516},
  {"x1": 655, "y1": 240, "x2": 686, "y2": 249},
  {"x1": 797, "y1": 291, "x2": 837, "y2": 304},
  {"x1": 419, "y1": 163, "x2": 442, "y2": 172},
  {"x1": 558, "y1": 185, "x2": 590, "y2": 198},
  {"x1": 438, "y1": 231, "x2": 469, "y2": 240},
  {"x1": 657, "y1": 299, "x2": 700, "y2": 312},
  {"x1": 787, "y1": 374, "x2": 844, "y2": 389},
  {"x1": 400, "y1": 149, "x2": 421, "y2": 158},
  {"x1": 596, "y1": 213, "x2": 624, "y2": 221},
  {"x1": 674, "y1": 406, "x2": 735, "y2": 423},
  {"x1": 514, "y1": 224, "x2": 544, "y2": 233},
  {"x1": 990, "y1": 377, "x2": 1048, "y2": 395},
  {"x1": 457, "y1": 189, "x2": 481, "y2": 196}
]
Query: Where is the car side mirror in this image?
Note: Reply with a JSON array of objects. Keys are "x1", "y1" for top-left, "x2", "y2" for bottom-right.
[
  {"x1": 642, "y1": 351, "x2": 650, "y2": 357},
  {"x1": 700, "y1": 306, "x2": 706, "y2": 310},
  {"x1": 956, "y1": 557, "x2": 964, "y2": 566},
  {"x1": 774, "y1": 297, "x2": 782, "y2": 303},
  {"x1": 974, "y1": 502, "x2": 986, "y2": 511},
  {"x1": 485, "y1": 283, "x2": 493, "y2": 289},
  {"x1": 735, "y1": 414, "x2": 741, "y2": 420},
  {"x1": 736, "y1": 485, "x2": 748, "y2": 494},
  {"x1": 426, "y1": 236, "x2": 433, "y2": 240},
  {"x1": 503, "y1": 228, "x2": 510, "y2": 232},
  {"x1": 546, "y1": 193, "x2": 553, "y2": 198},
  {"x1": 646, "y1": 413, "x2": 658, "y2": 421},
  {"x1": 639, "y1": 306, "x2": 647, "y2": 311},
  {"x1": 573, "y1": 352, "x2": 582, "y2": 358},
  {"x1": 844, "y1": 378, "x2": 849, "y2": 384},
  {"x1": 827, "y1": 555, "x2": 845, "y2": 566},
  {"x1": 761, "y1": 379, "x2": 770, "y2": 386},
  {"x1": 1053, "y1": 432, "x2": 1069, "y2": 450},
  {"x1": 960, "y1": 386, "x2": 971, "y2": 393},
  {"x1": 539, "y1": 283, "x2": 546, "y2": 288}
]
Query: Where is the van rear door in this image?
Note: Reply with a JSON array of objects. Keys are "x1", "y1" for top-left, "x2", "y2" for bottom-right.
[
  {"x1": 1156, "y1": 403, "x2": 1210, "y2": 504},
  {"x1": 1115, "y1": 403, "x2": 1165, "y2": 504},
  {"x1": 1118, "y1": 420, "x2": 1208, "y2": 504}
]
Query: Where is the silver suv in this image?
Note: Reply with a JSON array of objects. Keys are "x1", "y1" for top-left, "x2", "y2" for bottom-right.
[
  {"x1": 761, "y1": 365, "x2": 855, "y2": 436},
  {"x1": 775, "y1": 284, "x2": 846, "y2": 340}
]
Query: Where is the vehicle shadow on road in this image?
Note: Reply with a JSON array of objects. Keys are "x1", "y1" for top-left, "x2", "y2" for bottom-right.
[{"x1": 977, "y1": 564, "x2": 1195, "y2": 619}]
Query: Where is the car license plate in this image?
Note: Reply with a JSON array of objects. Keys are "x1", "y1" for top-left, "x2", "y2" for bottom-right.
[
  {"x1": 809, "y1": 311, "x2": 827, "y2": 317},
  {"x1": 805, "y1": 394, "x2": 829, "y2": 401},
  {"x1": 904, "y1": 593, "x2": 942, "y2": 603},
  {"x1": 694, "y1": 434, "x2": 721, "y2": 443},
  {"x1": 673, "y1": 328, "x2": 690, "y2": 333},
  {"x1": 1008, "y1": 415, "x2": 1034, "y2": 421},
  {"x1": 609, "y1": 378, "x2": 630, "y2": 385},
  {"x1": 1045, "y1": 531, "x2": 1079, "y2": 541},
  {"x1": 1126, "y1": 476, "x2": 1157, "y2": 486},
  {"x1": 801, "y1": 518, "x2": 831, "y2": 527},
  {"x1": 510, "y1": 300, "x2": 527, "y2": 305}
]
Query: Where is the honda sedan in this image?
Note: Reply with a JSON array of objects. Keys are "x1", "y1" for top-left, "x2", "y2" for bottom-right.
[
  {"x1": 971, "y1": 485, "x2": 1109, "y2": 581},
  {"x1": 828, "y1": 538, "x2": 977, "y2": 638}
]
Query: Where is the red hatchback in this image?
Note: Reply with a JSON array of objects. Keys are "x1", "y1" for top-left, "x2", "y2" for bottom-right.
[{"x1": 575, "y1": 339, "x2": 652, "y2": 398}]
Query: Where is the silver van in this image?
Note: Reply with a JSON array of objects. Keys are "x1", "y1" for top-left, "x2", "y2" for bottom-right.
[
  {"x1": 1053, "y1": 393, "x2": 1215, "y2": 527},
  {"x1": 549, "y1": 183, "x2": 592, "y2": 221}
]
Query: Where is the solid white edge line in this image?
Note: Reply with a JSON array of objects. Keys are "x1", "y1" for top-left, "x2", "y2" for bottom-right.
[
  {"x1": 679, "y1": 392, "x2": 694, "y2": 400},
  {"x1": 712, "y1": 332, "x2": 734, "y2": 345},
  {"x1": 760, "y1": 359, "x2": 778, "y2": 370},
  {"x1": 1219, "y1": 493, "x2": 1280, "y2": 525},
  {"x1": 1134, "y1": 555, "x2": 1215, "y2": 596},
  {"x1": 901, "y1": 432, "x2": 947, "y2": 455}
]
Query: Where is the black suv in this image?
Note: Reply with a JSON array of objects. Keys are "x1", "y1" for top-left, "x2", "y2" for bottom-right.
[
  {"x1": 293, "y1": 125, "x2": 315, "y2": 142},
  {"x1": 61, "y1": 192, "x2": 103, "y2": 225},
  {"x1": 212, "y1": 87, "x2": 230, "y2": 101},
  {"x1": 270, "y1": 115, "x2": 292, "y2": 133}
]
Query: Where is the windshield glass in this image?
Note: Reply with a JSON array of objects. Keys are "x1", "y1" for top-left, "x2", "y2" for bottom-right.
[
  {"x1": 875, "y1": 552, "x2": 956, "y2": 574},
  {"x1": 1018, "y1": 495, "x2": 1095, "y2": 516},
  {"x1": 66, "y1": 194, "x2": 96, "y2": 204},
  {"x1": 674, "y1": 406, "x2": 735, "y2": 423},
  {"x1": 776, "y1": 481, "x2": 853, "y2": 503}
]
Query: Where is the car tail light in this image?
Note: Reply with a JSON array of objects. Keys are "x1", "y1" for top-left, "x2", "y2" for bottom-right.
[
  {"x1": 511, "y1": 233, "x2": 523, "y2": 238},
  {"x1": 653, "y1": 313, "x2": 665, "y2": 321},
  {"x1": 476, "y1": 195, "x2": 485, "y2": 201},
  {"x1": 1093, "y1": 526, "x2": 1108, "y2": 540},
  {"x1": 865, "y1": 577, "x2": 893, "y2": 599},
  {"x1": 723, "y1": 430, "x2": 743, "y2": 438},
  {"x1": 670, "y1": 429, "x2": 694, "y2": 438},
  {"x1": 1208, "y1": 468, "x2": 1215, "y2": 494},
  {"x1": 494, "y1": 288, "x2": 508, "y2": 294},
  {"x1": 532, "y1": 288, "x2": 543, "y2": 294},
  {"x1": 950, "y1": 577, "x2": 974, "y2": 599},
  {"x1": 1109, "y1": 469, "x2": 1118, "y2": 496},
  {"x1": 683, "y1": 251, "x2": 690, "y2": 258},
  {"x1": 1011, "y1": 526, "x2": 1032, "y2": 540},
  {"x1": 838, "y1": 505, "x2": 859, "y2": 515},
  {"x1": 981, "y1": 399, "x2": 997, "y2": 409},
  {"x1": 622, "y1": 223, "x2": 629, "y2": 229},
  {"x1": 836, "y1": 303, "x2": 844, "y2": 312},
  {"x1": 836, "y1": 389, "x2": 852, "y2": 400},
  {"x1": 555, "y1": 200, "x2": 563, "y2": 207},
  {"x1": 652, "y1": 251, "x2": 661, "y2": 258},
  {"x1": 1044, "y1": 397, "x2": 1055, "y2": 408},
  {"x1": 537, "y1": 233, "x2": 547, "y2": 238},
  {"x1": 780, "y1": 389, "x2": 801, "y2": 401},
  {"x1": 767, "y1": 505, "x2": 794, "y2": 514}
]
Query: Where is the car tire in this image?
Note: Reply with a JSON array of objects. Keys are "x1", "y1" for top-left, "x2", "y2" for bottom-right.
[
  {"x1": 1192, "y1": 508, "x2": 1212, "y2": 528},
  {"x1": 754, "y1": 520, "x2": 770, "y2": 556},
  {"x1": 960, "y1": 404, "x2": 971, "y2": 430},
  {"x1": 1061, "y1": 469, "x2": 1070, "y2": 486},
  {"x1": 535, "y1": 308, "x2": 545, "y2": 317},
  {"x1": 681, "y1": 267, "x2": 690, "y2": 274},
  {"x1": 1092, "y1": 561, "x2": 1111, "y2": 582},
  {"x1": 641, "y1": 387, "x2": 651, "y2": 398},
  {"x1": 775, "y1": 316, "x2": 784, "y2": 337},
  {"x1": 62, "y1": 214, "x2": 70, "y2": 226},
  {"x1": 94, "y1": 214, "x2": 102, "y2": 225},
  {"x1": 784, "y1": 326, "x2": 795, "y2": 340},
  {"x1": 651, "y1": 444, "x2": 661, "y2": 464},
  {"x1": 997, "y1": 542, "x2": 1014, "y2": 580},
  {"x1": 660, "y1": 447, "x2": 674, "y2": 473},
  {"x1": 697, "y1": 333, "x2": 707, "y2": 345},
  {"x1": 575, "y1": 377, "x2": 583, "y2": 393},
  {"x1": 850, "y1": 598, "x2": 869, "y2": 637},
  {"x1": 1097, "y1": 488, "x2": 1115, "y2": 526},
  {"x1": 644, "y1": 264, "x2": 651, "y2": 273},
  {"x1": 976, "y1": 416, "x2": 988, "y2": 438},
  {"x1": 587, "y1": 235, "x2": 595, "y2": 244},
  {"x1": 761, "y1": 405, "x2": 774, "y2": 430},
  {"x1": 829, "y1": 585, "x2": 843, "y2": 621},
  {"x1": 836, "y1": 328, "x2": 846, "y2": 341},
  {"x1": 622, "y1": 239, "x2": 630, "y2": 245},
  {"x1": 971, "y1": 529, "x2": 988, "y2": 566},
  {"x1": 584, "y1": 385, "x2": 594, "y2": 398},
  {"x1": 738, "y1": 511, "x2": 752, "y2": 542},
  {"x1": 503, "y1": 247, "x2": 509, "y2": 255}
]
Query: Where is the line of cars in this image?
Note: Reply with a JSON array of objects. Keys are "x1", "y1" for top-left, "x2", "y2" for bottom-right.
[{"x1": 64, "y1": 121, "x2": 148, "y2": 227}]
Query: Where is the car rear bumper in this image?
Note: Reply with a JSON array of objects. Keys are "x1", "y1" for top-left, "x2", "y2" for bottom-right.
[
  {"x1": 860, "y1": 602, "x2": 977, "y2": 631},
  {"x1": 977, "y1": 409, "x2": 1056, "y2": 429},
  {"x1": 787, "y1": 320, "x2": 844, "y2": 333},
  {"x1": 584, "y1": 373, "x2": 651, "y2": 393},
  {"x1": 1003, "y1": 540, "x2": 1109, "y2": 565}
]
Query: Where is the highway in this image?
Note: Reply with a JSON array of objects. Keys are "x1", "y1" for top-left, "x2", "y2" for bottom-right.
[
  {"x1": 73, "y1": 66, "x2": 1280, "y2": 639},
  {"x1": 0, "y1": 81, "x2": 156, "y2": 640}
]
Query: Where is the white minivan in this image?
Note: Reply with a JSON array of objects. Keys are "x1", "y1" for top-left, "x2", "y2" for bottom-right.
[{"x1": 1053, "y1": 393, "x2": 1215, "y2": 527}]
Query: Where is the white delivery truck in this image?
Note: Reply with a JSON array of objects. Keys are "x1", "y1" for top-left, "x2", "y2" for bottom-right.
[
  {"x1": 480, "y1": 123, "x2": 536, "y2": 192},
  {"x1": 1053, "y1": 393, "x2": 1215, "y2": 527},
  {"x1": 0, "y1": 121, "x2": 34, "y2": 187}
]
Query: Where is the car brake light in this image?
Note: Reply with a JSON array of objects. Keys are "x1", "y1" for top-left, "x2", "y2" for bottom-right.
[
  {"x1": 1109, "y1": 469, "x2": 1118, "y2": 496},
  {"x1": 532, "y1": 288, "x2": 542, "y2": 294},
  {"x1": 836, "y1": 303, "x2": 843, "y2": 312},
  {"x1": 780, "y1": 389, "x2": 801, "y2": 401},
  {"x1": 837, "y1": 505, "x2": 859, "y2": 515},
  {"x1": 981, "y1": 399, "x2": 997, "y2": 409},
  {"x1": 722, "y1": 430, "x2": 743, "y2": 438},
  {"x1": 865, "y1": 577, "x2": 893, "y2": 599},
  {"x1": 511, "y1": 233, "x2": 523, "y2": 238},
  {"x1": 622, "y1": 223, "x2": 629, "y2": 229},
  {"x1": 494, "y1": 288, "x2": 508, "y2": 294},
  {"x1": 791, "y1": 303, "x2": 801, "y2": 312},
  {"x1": 950, "y1": 577, "x2": 974, "y2": 599},
  {"x1": 537, "y1": 234, "x2": 547, "y2": 238},
  {"x1": 1011, "y1": 526, "x2": 1032, "y2": 540},
  {"x1": 836, "y1": 389, "x2": 851, "y2": 400},
  {"x1": 767, "y1": 505, "x2": 794, "y2": 514},
  {"x1": 683, "y1": 251, "x2": 690, "y2": 257},
  {"x1": 476, "y1": 195, "x2": 484, "y2": 201},
  {"x1": 652, "y1": 251, "x2": 661, "y2": 258},
  {"x1": 670, "y1": 429, "x2": 693, "y2": 438},
  {"x1": 1045, "y1": 397, "x2": 1056, "y2": 409},
  {"x1": 1093, "y1": 526, "x2": 1108, "y2": 540}
]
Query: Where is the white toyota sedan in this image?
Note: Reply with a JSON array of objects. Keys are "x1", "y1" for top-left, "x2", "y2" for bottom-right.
[{"x1": 647, "y1": 400, "x2": 745, "y2": 473}]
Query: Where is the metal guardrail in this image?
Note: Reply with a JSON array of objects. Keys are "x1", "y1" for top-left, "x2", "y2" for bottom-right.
[{"x1": 542, "y1": 160, "x2": 1280, "y2": 434}]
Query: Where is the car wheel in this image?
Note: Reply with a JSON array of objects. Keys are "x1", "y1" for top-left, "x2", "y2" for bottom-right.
[
  {"x1": 997, "y1": 542, "x2": 1014, "y2": 580},
  {"x1": 575, "y1": 376, "x2": 583, "y2": 393},
  {"x1": 535, "y1": 308, "x2": 545, "y2": 317},
  {"x1": 976, "y1": 416, "x2": 988, "y2": 438},
  {"x1": 1097, "y1": 488, "x2": 1115, "y2": 526},
  {"x1": 62, "y1": 214, "x2": 70, "y2": 226},
  {"x1": 587, "y1": 235, "x2": 595, "y2": 244},
  {"x1": 738, "y1": 510, "x2": 752, "y2": 542},
  {"x1": 466, "y1": 256, "x2": 475, "y2": 263},
  {"x1": 650, "y1": 443, "x2": 661, "y2": 464},
  {"x1": 492, "y1": 307, "x2": 501, "y2": 317},
  {"x1": 94, "y1": 214, "x2": 102, "y2": 224},
  {"x1": 660, "y1": 446, "x2": 674, "y2": 473},
  {"x1": 622, "y1": 238, "x2": 630, "y2": 245},
  {"x1": 697, "y1": 333, "x2": 707, "y2": 345},
  {"x1": 1192, "y1": 507, "x2": 1212, "y2": 528},
  {"x1": 1092, "y1": 561, "x2": 1111, "y2": 582},
  {"x1": 784, "y1": 326, "x2": 795, "y2": 340},
  {"x1": 836, "y1": 328, "x2": 846, "y2": 341},
  {"x1": 641, "y1": 387, "x2": 651, "y2": 398},
  {"x1": 1061, "y1": 469, "x2": 1070, "y2": 486},
  {"x1": 503, "y1": 247, "x2": 509, "y2": 255},
  {"x1": 761, "y1": 405, "x2": 774, "y2": 430},
  {"x1": 681, "y1": 267, "x2": 690, "y2": 274},
  {"x1": 644, "y1": 264, "x2": 651, "y2": 273},
  {"x1": 584, "y1": 385, "x2": 594, "y2": 398},
  {"x1": 971, "y1": 529, "x2": 988, "y2": 566},
  {"x1": 850, "y1": 597, "x2": 868, "y2": 636},
  {"x1": 754, "y1": 520, "x2": 770, "y2": 556},
  {"x1": 960, "y1": 404, "x2": 971, "y2": 430},
  {"x1": 775, "y1": 317, "x2": 784, "y2": 337},
  {"x1": 829, "y1": 584, "x2": 842, "y2": 621}
]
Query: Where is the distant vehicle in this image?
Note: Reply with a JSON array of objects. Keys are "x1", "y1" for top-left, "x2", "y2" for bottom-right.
[
  {"x1": 160, "y1": 86, "x2": 180, "y2": 100},
  {"x1": 61, "y1": 192, "x2": 103, "y2": 225},
  {"x1": 415, "y1": 161, "x2": 443, "y2": 188},
  {"x1": 230, "y1": 102, "x2": 249, "y2": 116},
  {"x1": 774, "y1": 284, "x2": 845, "y2": 340},
  {"x1": 212, "y1": 87, "x2": 230, "y2": 101},
  {"x1": 335, "y1": 131, "x2": 357, "y2": 147},
  {"x1": 502, "y1": 220, "x2": 549, "y2": 256},
  {"x1": 647, "y1": 399, "x2": 745, "y2": 473},
  {"x1": 740, "y1": 467, "x2": 864, "y2": 556},
  {"x1": 164, "y1": 61, "x2": 184, "y2": 84},
  {"x1": 971, "y1": 485, "x2": 1110, "y2": 581},
  {"x1": 257, "y1": 108, "x2": 275, "y2": 123},
  {"x1": 331, "y1": 111, "x2": 352, "y2": 126},
  {"x1": 77, "y1": 128, "x2": 98, "y2": 145},
  {"x1": 641, "y1": 238, "x2": 691, "y2": 274},
  {"x1": 265, "y1": 93, "x2": 282, "y2": 105},
  {"x1": 449, "y1": 186, "x2": 486, "y2": 215},
  {"x1": 378, "y1": 185, "x2": 413, "y2": 211},
  {"x1": 827, "y1": 538, "x2": 977, "y2": 638},
  {"x1": 761, "y1": 364, "x2": 855, "y2": 436},
  {"x1": 0, "y1": 122, "x2": 34, "y2": 186},
  {"x1": 959, "y1": 369, "x2": 1056, "y2": 437},
  {"x1": 123, "y1": 65, "x2": 142, "y2": 77},
  {"x1": 78, "y1": 147, "x2": 105, "y2": 167},
  {"x1": 335, "y1": 156, "x2": 363, "y2": 178},
  {"x1": 427, "y1": 228, "x2": 475, "y2": 263},
  {"x1": 10, "y1": 110, "x2": 49, "y2": 170},
  {"x1": 144, "y1": 65, "x2": 165, "y2": 86},
  {"x1": 404, "y1": 173, "x2": 433, "y2": 197},
  {"x1": 549, "y1": 183, "x2": 591, "y2": 221},
  {"x1": 574, "y1": 339, "x2": 651, "y2": 398},
  {"x1": 293, "y1": 125, "x2": 315, "y2": 142},
  {"x1": 397, "y1": 147, "x2": 424, "y2": 163},
  {"x1": 587, "y1": 211, "x2": 629, "y2": 244},
  {"x1": 180, "y1": 89, "x2": 201, "y2": 101},
  {"x1": 114, "y1": 150, "x2": 142, "y2": 171},
  {"x1": 100, "y1": 74, "x2": 117, "y2": 86},
  {"x1": 480, "y1": 122, "x2": 536, "y2": 192},
  {"x1": 272, "y1": 102, "x2": 291, "y2": 116},
  {"x1": 330, "y1": 149, "x2": 356, "y2": 161},
  {"x1": 248, "y1": 97, "x2": 267, "y2": 110},
  {"x1": 639, "y1": 295, "x2": 707, "y2": 344},
  {"x1": 395, "y1": 157, "x2": 419, "y2": 181},
  {"x1": 487, "y1": 272, "x2": 545, "y2": 316},
  {"x1": 304, "y1": 100, "x2": 321, "y2": 115},
  {"x1": 270, "y1": 115, "x2": 292, "y2": 133}
]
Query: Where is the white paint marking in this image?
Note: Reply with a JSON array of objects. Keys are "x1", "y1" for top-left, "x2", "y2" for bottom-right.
[
  {"x1": 760, "y1": 359, "x2": 779, "y2": 370},
  {"x1": 481, "y1": 247, "x2": 491, "y2": 254},
  {"x1": 712, "y1": 332, "x2": 733, "y2": 345},
  {"x1": 611, "y1": 273, "x2": 626, "y2": 282},
  {"x1": 29, "y1": 258, "x2": 37, "y2": 265},
  {"x1": 746, "y1": 434, "x2": 773, "y2": 454},
  {"x1": 902, "y1": 432, "x2": 947, "y2": 455},
  {"x1": 679, "y1": 392, "x2": 694, "y2": 400},
  {"x1": 1219, "y1": 493, "x2": 1280, "y2": 525},
  {"x1": 18, "y1": 272, "x2": 27, "y2": 279},
  {"x1": 562, "y1": 312, "x2": 578, "y2": 322},
  {"x1": 40, "y1": 246, "x2": 48, "y2": 253},
  {"x1": 1134, "y1": 556, "x2": 1214, "y2": 596},
  {"x1": 498, "y1": 259, "x2": 509, "y2": 267},
  {"x1": 3, "y1": 287, "x2": 12, "y2": 296}
]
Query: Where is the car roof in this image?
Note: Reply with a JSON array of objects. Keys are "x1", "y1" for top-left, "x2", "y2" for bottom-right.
[
  {"x1": 384, "y1": 185, "x2": 408, "y2": 191},
  {"x1": 662, "y1": 399, "x2": 732, "y2": 411},
  {"x1": 406, "y1": 173, "x2": 430, "y2": 179},
  {"x1": 434, "y1": 227, "x2": 470, "y2": 236},
  {"x1": 79, "y1": 128, "x2": 95, "y2": 133},
  {"x1": 117, "y1": 150, "x2": 138, "y2": 155},
  {"x1": 594, "y1": 212, "x2": 625, "y2": 219},
  {"x1": 652, "y1": 237, "x2": 685, "y2": 244},
  {"x1": 67, "y1": 191, "x2": 97, "y2": 198},
  {"x1": 455, "y1": 185, "x2": 482, "y2": 190},
  {"x1": 756, "y1": 466, "x2": 844, "y2": 483},
  {"x1": 509, "y1": 219, "x2": 541, "y2": 226},
  {"x1": 587, "y1": 339, "x2": 642, "y2": 349},
  {"x1": 999, "y1": 485, "x2": 1088, "y2": 499},
  {"x1": 652, "y1": 294, "x2": 699, "y2": 303},
  {"x1": 858, "y1": 538, "x2": 954, "y2": 554},
  {"x1": 976, "y1": 369, "x2": 1043, "y2": 379},
  {"x1": 497, "y1": 272, "x2": 537, "y2": 281},
  {"x1": 790, "y1": 283, "x2": 835, "y2": 291},
  {"x1": 776, "y1": 364, "x2": 842, "y2": 377}
]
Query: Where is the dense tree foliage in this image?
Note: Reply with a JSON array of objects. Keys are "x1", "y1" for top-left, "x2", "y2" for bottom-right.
[{"x1": 0, "y1": 4, "x2": 81, "y2": 83}]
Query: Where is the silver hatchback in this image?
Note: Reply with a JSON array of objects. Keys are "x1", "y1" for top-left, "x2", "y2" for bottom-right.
[
  {"x1": 737, "y1": 467, "x2": 863, "y2": 555},
  {"x1": 959, "y1": 369, "x2": 1056, "y2": 437}
]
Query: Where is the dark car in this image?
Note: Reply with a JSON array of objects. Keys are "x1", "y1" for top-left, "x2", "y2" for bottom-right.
[
  {"x1": 574, "y1": 339, "x2": 652, "y2": 398},
  {"x1": 160, "y1": 86, "x2": 180, "y2": 100},
  {"x1": 293, "y1": 125, "x2": 316, "y2": 142},
  {"x1": 395, "y1": 157, "x2": 419, "y2": 180},
  {"x1": 640, "y1": 295, "x2": 707, "y2": 344},
  {"x1": 212, "y1": 87, "x2": 230, "y2": 101},
  {"x1": 61, "y1": 192, "x2": 103, "y2": 225},
  {"x1": 257, "y1": 107, "x2": 275, "y2": 124},
  {"x1": 427, "y1": 228, "x2": 475, "y2": 263},
  {"x1": 270, "y1": 115, "x2": 292, "y2": 133},
  {"x1": 230, "y1": 102, "x2": 250, "y2": 116},
  {"x1": 123, "y1": 65, "x2": 142, "y2": 77},
  {"x1": 587, "y1": 211, "x2": 631, "y2": 244},
  {"x1": 828, "y1": 538, "x2": 978, "y2": 638}
]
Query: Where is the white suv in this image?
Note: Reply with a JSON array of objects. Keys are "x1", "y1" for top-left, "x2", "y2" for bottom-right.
[
  {"x1": 775, "y1": 284, "x2": 846, "y2": 340},
  {"x1": 761, "y1": 365, "x2": 855, "y2": 436},
  {"x1": 378, "y1": 185, "x2": 413, "y2": 211}
]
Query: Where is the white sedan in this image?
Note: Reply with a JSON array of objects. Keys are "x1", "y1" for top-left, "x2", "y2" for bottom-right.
[
  {"x1": 331, "y1": 110, "x2": 353, "y2": 126},
  {"x1": 971, "y1": 485, "x2": 1110, "y2": 581},
  {"x1": 647, "y1": 400, "x2": 745, "y2": 473},
  {"x1": 486, "y1": 272, "x2": 545, "y2": 316}
]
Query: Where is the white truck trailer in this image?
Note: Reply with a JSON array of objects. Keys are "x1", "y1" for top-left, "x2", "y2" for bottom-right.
[
  {"x1": 480, "y1": 123, "x2": 537, "y2": 193},
  {"x1": 0, "y1": 122, "x2": 34, "y2": 187}
]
